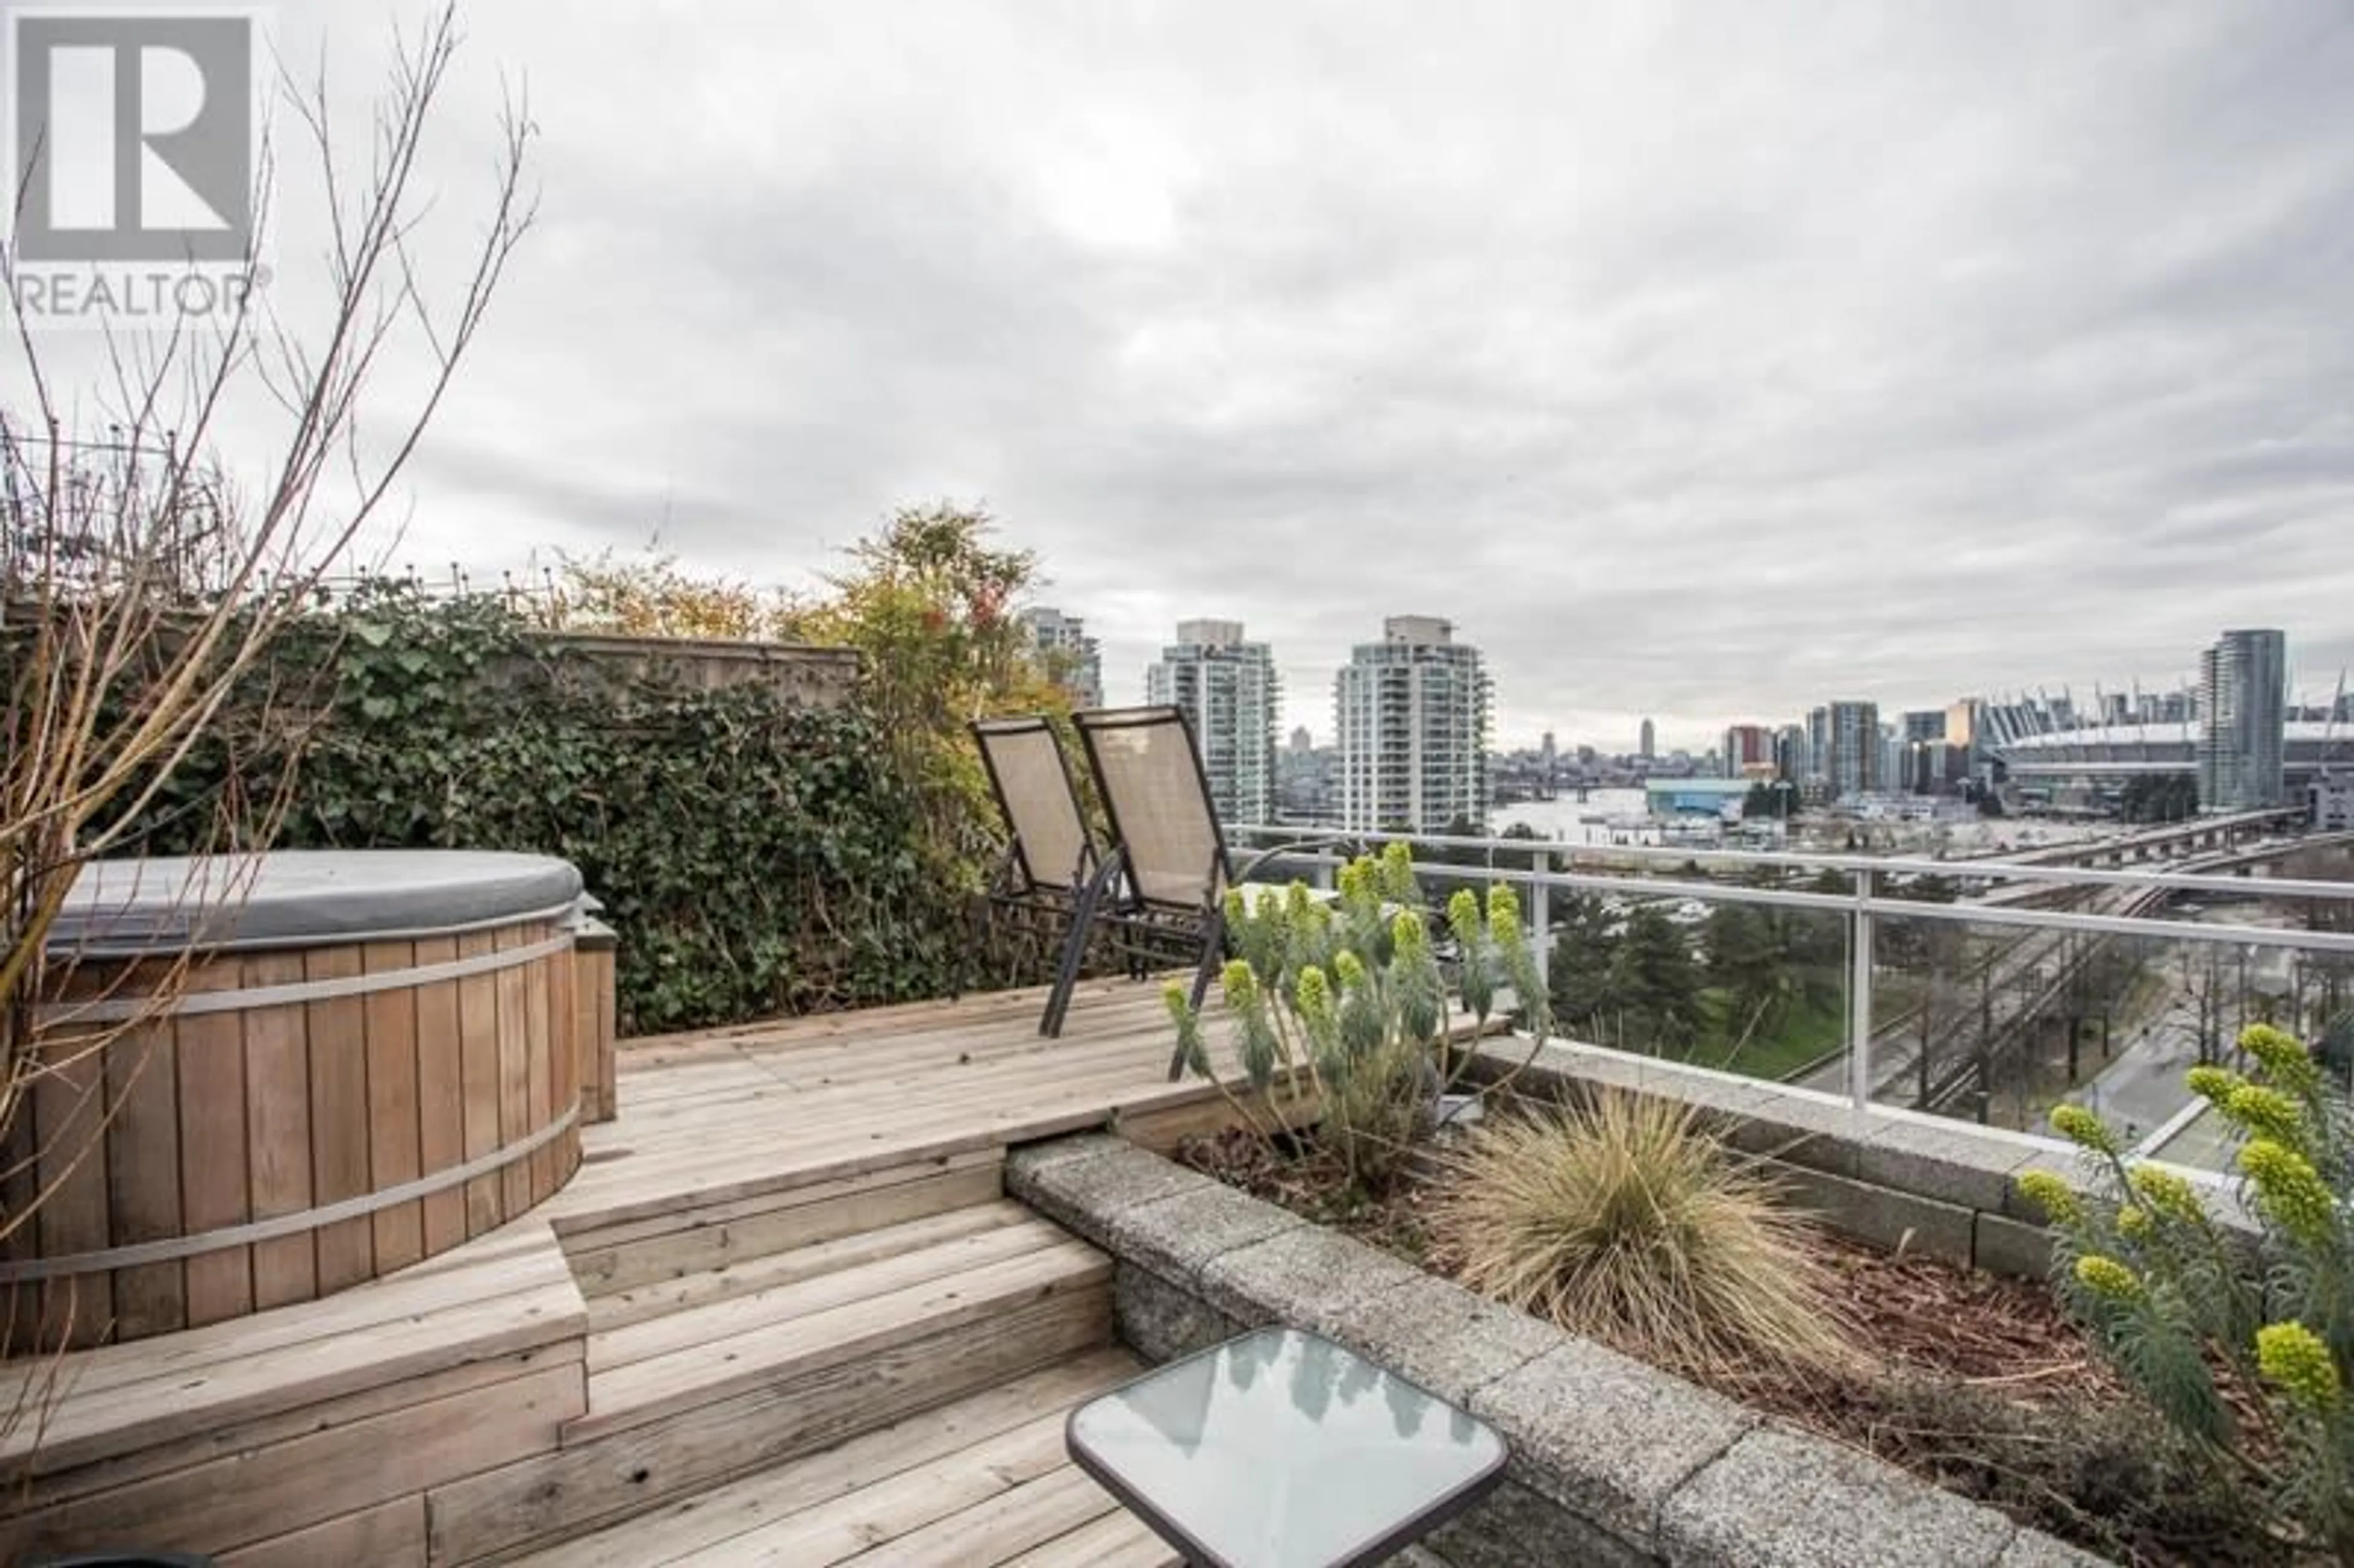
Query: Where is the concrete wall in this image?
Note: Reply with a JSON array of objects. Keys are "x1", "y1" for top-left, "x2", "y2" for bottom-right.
[
  {"x1": 1458, "y1": 1037, "x2": 2261, "y2": 1277},
  {"x1": 1010, "y1": 1135, "x2": 2108, "y2": 1568},
  {"x1": 520, "y1": 631, "x2": 859, "y2": 708}
]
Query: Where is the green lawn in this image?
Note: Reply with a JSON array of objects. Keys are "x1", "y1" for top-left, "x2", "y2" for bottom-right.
[{"x1": 1680, "y1": 988, "x2": 1849, "y2": 1081}]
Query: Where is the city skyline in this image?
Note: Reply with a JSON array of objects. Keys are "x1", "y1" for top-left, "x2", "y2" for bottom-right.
[
  {"x1": 11, "y1": 4, "x2": 2350, "y2": 742},
  {"x1": 1035, "y1": 602, "x2": 2347, "y2": 757}
]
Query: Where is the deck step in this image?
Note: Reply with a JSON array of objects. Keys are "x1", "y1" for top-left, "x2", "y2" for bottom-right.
[
  {"x1": 557, "y1": 1147, "x2": 1004, "y2": 1300},
  {"x1": 573, "y1": 1205, "x2": 1105, "y2": 1443},
  {"x1": 585, "y1": 1197, "x2": 1022, "y2": 1334},
  {"x1": 425, "y1": 1204, "x2": 1113, "y2": 1562},
  {"x1": 512, "y1": 1349, "x2": 1175, "y2": 1567}
]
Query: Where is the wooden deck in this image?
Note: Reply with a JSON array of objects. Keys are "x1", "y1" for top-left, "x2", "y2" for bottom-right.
[
  {"x1": 546, "y1": 975, "x2": 1247, "y2": 1228},
  {"x1": 0, "y1": 976, "x2": 1259, "y2": 1565}
]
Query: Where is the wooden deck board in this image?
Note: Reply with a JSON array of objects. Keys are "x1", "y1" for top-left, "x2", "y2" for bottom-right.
[
  {"x1": 548, "y1": 980, "x2": 1281, "y2": 1226},
  {"x1": 586, "y1": 1206, "x2": 1051, "y2": 1373},
  {"x1": 571, "y1": 1238, "x2": 1109, "y2": 1442},
  {"x1": 528, "y1": 1349, "x2": 1148, "y2": 1568},
  {"x1": 1001, "y1": 1506, "x2": 1183, "y2": 1567}
]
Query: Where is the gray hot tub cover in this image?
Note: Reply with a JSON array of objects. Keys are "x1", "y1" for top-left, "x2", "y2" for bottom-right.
[{"x1": 46, "y1": 850, "x2": 588, "y2": 956}]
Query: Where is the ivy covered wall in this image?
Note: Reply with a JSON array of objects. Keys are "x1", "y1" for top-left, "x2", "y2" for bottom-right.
[{"x1": 120, "y1": 584, "x2": 965, "y2": 1035}]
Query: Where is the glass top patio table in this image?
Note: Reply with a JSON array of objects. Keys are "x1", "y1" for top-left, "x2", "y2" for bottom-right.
[{"x1": 1065, "y1": 1326, "x2": 1509, "y2": 1568}]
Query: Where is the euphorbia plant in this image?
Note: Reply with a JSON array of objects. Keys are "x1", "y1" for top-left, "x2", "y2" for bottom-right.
[
  {"x1": 2017, "y1": 1023, "x2": 2354, "y2": 1561},
  {"x1": 1165, "y1": 843, "x2": 1552, "y2": 1193}
]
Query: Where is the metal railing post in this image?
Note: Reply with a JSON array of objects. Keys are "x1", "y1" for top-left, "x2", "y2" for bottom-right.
[
  {"x1": 1849, "y1": 867, "x2": 1875, "y2": 1110},
  {"x1": 1528, "y1": 850, "x2": 1551, "y2": 997}
]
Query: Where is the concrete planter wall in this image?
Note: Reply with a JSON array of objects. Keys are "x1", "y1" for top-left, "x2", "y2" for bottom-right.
[
  {"x1": 1460, "y1": 1037, "x2": 2261, "y2": 1275},
  {"x1": 1010, "y1": 1134, "x2": 2108, "y2": 1568}
]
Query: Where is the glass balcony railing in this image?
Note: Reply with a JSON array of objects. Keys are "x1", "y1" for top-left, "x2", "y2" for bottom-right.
[{"x1": 1227, "y1": 821, "x2": 2354, "y2": 1170}]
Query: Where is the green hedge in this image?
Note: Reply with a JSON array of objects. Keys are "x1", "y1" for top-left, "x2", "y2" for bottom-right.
[{"x1": 118, "y1": 585, "x2": 962, "y2": 1034}]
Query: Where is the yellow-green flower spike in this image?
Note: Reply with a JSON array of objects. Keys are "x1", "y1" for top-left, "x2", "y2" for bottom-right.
[
  {"x1": 2185, "y1": 1065, "x2": 2244, "y2": 1106},
  {"x1": 1447, "y1": 889, "x2": 1482, "y2": 943},
  {"x1": 1295, "y1": 965, "x2": 1334, "y2": 1026},
  {"x1": 1222, "y1": 887, "x2": 1247, "y2": 925},
  {"x1": 1333, "y1": 950, "x2": 1367, "y2": 988},
  {"x1": 2015, "y1": 1170, "x2": 2081, "y2": 1225},
  {"x1": 1392, "y1": 910, "x2": 1429, "y2": 957},
  {"x1": 2238, "y1": 1140, "x2": 2337, "y2": 1248},
  {"x1": 1219, "y1": 959, "x2": 1257, "y2": 1008},
  {"x1": 1285, "y1": 881, "x2": 1312, "y2": 923},
  {"x1": 1160, "y1": 982, "x2": 1190, "y2": 1022},
  {"x1": 2223, "y1": 1084, "x2": 2305, "y2": 1147},
  {"x1": 2127, "y1": 1165, "x2": 2204, "y2": 1225},
  {"x1": 2118, "y1": 1206, "x2": 2152, "y2": 1239},
  {"x1": 1487, "y1": 885, "x2": 1522, "y2": 948},
  {"x1": 2074, "y1": 1254, "x2": 2143, "y2": 1301},
  {"x1": 2050, "y1": 1103, "x2": 2121, "y2": 1155},
  {"x1": 2239, "y1": 1023, "x2": 2321, "y2": 1095},
  {"x1": 2255, "y1": 1321, "x2": 2342, "y2": 1413}
]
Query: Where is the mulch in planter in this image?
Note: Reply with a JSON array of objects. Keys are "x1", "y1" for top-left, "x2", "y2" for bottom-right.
[{"x1": 1178, "y1": 1127, "x2": 2287, "y2": 1568}]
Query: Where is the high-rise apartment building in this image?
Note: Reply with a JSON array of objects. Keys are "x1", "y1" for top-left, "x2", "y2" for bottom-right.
[
  {"x1": 1335, "y1": 615, "x2": 1491, "y2": 833},
  {"x1": 1774, "y1": 723, "x2": 1810, "y2": 783},
  {"x1": 1145, "y1": 618, "x2": 1280, "y2": 827},
  {"x1": 1638, "y1": 718, "x2": 1656, "y2": 761},
  {"x1": 1722, "y1": 724, "x2": 1774, "y2": 780},
  {"x1": 2197, "y1": 628, "x2": 2287, "y2": 812},
  {"x1": 1017, "y1": 606, "x2": 1103, "y2": 709},
  {"x1": 1825, "y1": 700, "x2": 1881, "y2": 798}
]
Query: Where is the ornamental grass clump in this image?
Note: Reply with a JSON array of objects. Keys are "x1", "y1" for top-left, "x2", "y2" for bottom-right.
[
  {"x1": 1163, "y1": 843, "x2": 1552, "y2": 1193},
  {"x1": 1430, "y1": 1089, "x2": 1858, "y2": 1379},
  {"x1": 2016, "y1": 1023, "x2": 2354, "y2": 1561}
]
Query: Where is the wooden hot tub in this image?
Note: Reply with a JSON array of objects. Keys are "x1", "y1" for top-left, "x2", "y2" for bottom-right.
[{"x1": 2, "y1": 850, "x2": 599, "y2": 1350}]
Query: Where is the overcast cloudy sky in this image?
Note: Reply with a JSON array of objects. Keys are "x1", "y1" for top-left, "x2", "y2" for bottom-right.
[{"x1": 25, "y1": 2, "x2": 2354, "y2": 748}]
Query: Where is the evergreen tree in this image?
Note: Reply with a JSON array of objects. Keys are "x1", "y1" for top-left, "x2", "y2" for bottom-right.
[
  {"x1": 1703, "y1": 901, "x2": 1787, "y2": 1038},
  {"x1": 1547, "y1": 893, "x2": 1621, "y2": 1038},
  {"x1": 1607, "y1": 904, "x2": 1704, "y2": 1052}
]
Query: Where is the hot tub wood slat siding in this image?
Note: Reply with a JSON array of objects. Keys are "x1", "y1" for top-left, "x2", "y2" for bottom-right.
[
  {"x1": 527, "y1": 929, "x2": 557, "y2": 1209},
  {"x1": 497, "y1": 924, "x2": 534, "y2": 1222},
  {"x1": 307, "y1": 944, "x2": 375, "y2": 1296},
  {"x1": 8, "y1": 853, "x2": 592, "y2": 1353},
  {"x1": 544, "y1": 945, "x2": 572, "y2": 1198},
  {"x1": 245, "y1": 950, "x2": 318, "y2": 1315},
  {"x1": 414, "y1": 934, "x2": 469, "y2": 1258},
  {"x1": 106, "y1": 1011, "x2": 185, "y2": 1339},
  {"x1": 364, "y1": 940, "x2": 427, "y2": 1276},
  {"x1": 457, "y1": 929, "x2": 503, "y2": 1240},
  {"x1": 36, "y1": 991, "x2": 113, "y2": 1347},
  {"x1": 180, "y1": 959, "x2": 254, "y2": 1328},
  {"x1": 1, "y1": 1054, "x2": 37, "y2": 1274},
  {"x1": 9, "y1": 954, "x2": 589, "y2": 1352}
]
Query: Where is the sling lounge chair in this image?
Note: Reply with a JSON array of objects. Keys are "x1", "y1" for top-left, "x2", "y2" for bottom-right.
[
  {"x1": 972, "y1": 715, "x2": 1102, "y2": 1007},
  {"x1": 1064, "y1": 706, "x2": 1341, "y2": 1069}
]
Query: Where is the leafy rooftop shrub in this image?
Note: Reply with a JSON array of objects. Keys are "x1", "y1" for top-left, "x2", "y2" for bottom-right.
[
  {"x1": 2018, "y1": 1023, "x2": 2354, "y2": 1561},
  {"x1": 1428, "y1": 1089, "x2": 1857, "y2": 1379},
  {"x1": 112, "y1": 582, "x2": 961, "y2": 1033}
]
